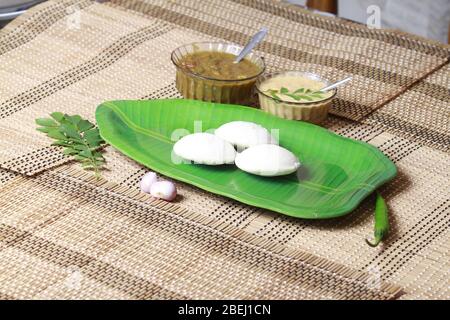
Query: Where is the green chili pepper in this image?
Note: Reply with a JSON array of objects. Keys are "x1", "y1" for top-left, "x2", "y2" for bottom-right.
[{"x1": 366, "y1": 192, "x2": 389, "y2": 247}]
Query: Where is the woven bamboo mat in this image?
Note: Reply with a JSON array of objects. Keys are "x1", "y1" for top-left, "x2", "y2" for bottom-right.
[
  {"x1": 108, "y1": 0, "x2": 450, "y2": 118},
  {"x1": 0, "y1": 166, "x2": 403, "y2": 299},
  {"x1": 363, "y1": 62, "x2": 450, "y2": 153},
  {"x1": 26, "y1": 116, "x2": 446, "y2": 300},
  {"x1": 0, "y1": 0, "x2": 449, "y2": 175},
  {"x1": 0, "y1": 0, "x2": 449, "y2": 300}
]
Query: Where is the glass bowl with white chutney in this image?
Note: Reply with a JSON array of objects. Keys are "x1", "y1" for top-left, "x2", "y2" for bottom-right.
[{"x1": 255, "y1": 71, "x2": 337, "y2": 124}]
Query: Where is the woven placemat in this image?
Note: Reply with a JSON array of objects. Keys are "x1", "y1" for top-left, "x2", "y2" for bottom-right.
[
  {"x1": 0, "y1": 0, "x2": 448, "y2": 300},
  {"x1": 0, "y1": 166, "x2": 402, "y2": 300},
  {"x1": 0, "y1": 0, "x2": 449, "y2": 175},
  {"x1": 108, "y1": 0, "x2": 450, "y2": 119},
  {"x1": 363, "y1": 62, "x2": 450, "y2": 153},
  {"x1": 43, "y1": 116, "x2": 446, "y2": 300}
]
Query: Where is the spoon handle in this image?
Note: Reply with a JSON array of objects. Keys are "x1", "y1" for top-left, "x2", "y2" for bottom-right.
[
  {"x1": 234, "y1": 27, "x2": 268, "y2": 63},
  {"x1": 320, "y1": 77, "x2": 352, "y2": 92}
]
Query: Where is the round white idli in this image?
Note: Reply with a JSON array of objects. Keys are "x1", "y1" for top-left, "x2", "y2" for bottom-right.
[
  {"x1": 215, "y1": 121, "x2": 277, "y2": 151},
  {"x1": 173, "y1": 133, "x2": 236, "y2": 165},
  {"x1": 235, "y1": 144, "x2": 300, "y2": 176}
]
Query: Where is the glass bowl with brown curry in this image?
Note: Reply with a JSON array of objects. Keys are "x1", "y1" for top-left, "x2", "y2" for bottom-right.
[{"x1": 171, "y1": 42, "x2": 265, "y2": 105}]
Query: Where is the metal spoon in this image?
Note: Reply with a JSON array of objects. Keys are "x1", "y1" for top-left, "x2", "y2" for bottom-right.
[
  {"x1": 319, "y1": 77, "x2": 352, "y2": 92},
  {"x1": 234, "y1": 27, "x2": 268, "y2": 64}
]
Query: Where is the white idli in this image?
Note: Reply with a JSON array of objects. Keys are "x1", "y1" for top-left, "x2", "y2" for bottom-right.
[
  {"x1": 235, "y1": 144, "x2": 300, "y2": 176},
  {"x1": 173, "y1": 133, "x2": 236, "y2": 165}
]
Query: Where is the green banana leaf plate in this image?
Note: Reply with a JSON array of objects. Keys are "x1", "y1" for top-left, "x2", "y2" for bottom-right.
[{"x1": 96, "y1": 99, "x2": 396, "y2": 219}]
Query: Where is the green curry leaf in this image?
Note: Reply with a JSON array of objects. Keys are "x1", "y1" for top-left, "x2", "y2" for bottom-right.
[
  {"x1": 36, "y1": 113, "x2": 106, "y2": 178},
  {"x1": 264, "y1": 87, "x2": 326, "y2": 102}
]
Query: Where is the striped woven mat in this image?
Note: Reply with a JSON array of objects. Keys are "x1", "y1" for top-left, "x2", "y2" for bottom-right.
[
  {"x1": 0, "y1": 166, "x2": 403, "y2": 299},
  {"x1": 0, "y1": 0, "x2": 449, "y2": 299}
]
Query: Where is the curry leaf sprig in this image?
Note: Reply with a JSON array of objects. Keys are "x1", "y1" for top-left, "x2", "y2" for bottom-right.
[
  {"x1": 265, "y1": 87, "x2": 325, "y2": 102},
  {"x1": 36, "y1": 112, "x2": 106, "y2": 178}
]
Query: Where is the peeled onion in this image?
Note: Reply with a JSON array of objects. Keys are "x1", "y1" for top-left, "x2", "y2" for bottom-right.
[
  {"x1": 139, "y1": 172, "x2": 158, "y2": 193},
  {"x1": 150, "y1": 181, "x2": 177, "y2": 201}
]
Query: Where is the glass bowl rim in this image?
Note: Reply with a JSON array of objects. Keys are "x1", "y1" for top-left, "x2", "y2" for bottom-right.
[
  {"x1": 255, "y1": 71, "x2": 338, "y2": 105},
  {"x1": 171, "y1": 41, "x2": 266, "y2": 82}
]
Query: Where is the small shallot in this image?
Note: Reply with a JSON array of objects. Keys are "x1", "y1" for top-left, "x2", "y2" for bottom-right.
[
  {"x1": 139, "y1": 172, "x2": 158, "y2": 194},
  {"x1": 150, "y1": 181, "x2": 177, "y2": 201}
]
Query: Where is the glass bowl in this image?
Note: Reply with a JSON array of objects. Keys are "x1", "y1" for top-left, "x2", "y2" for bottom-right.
[
  {"x1": 255, "y1": 71, "x2": 337, "y2": 124},
  {"x1": 171, "y1": 42, "x2": 265, "y2": 105}
]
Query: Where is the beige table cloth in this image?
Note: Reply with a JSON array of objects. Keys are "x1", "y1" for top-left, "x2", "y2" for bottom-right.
[{"x1": 0, "y1": 0, "x2": 448, "y2": 299}]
